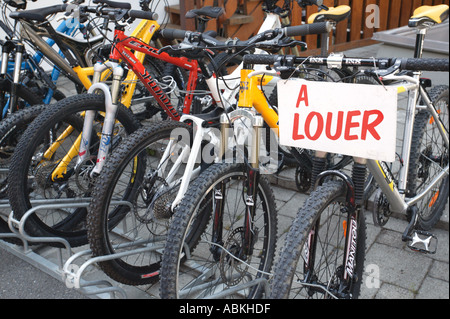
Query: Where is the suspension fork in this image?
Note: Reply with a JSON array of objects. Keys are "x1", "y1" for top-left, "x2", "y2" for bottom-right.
[
  {"x1": 243, "y1": 115, "x2": 264, "y2": 256},
  {"x1": 210, "y1": 114, "x2": 231, "y2": 260},
  {"x1": 90, "y1": 62, "x2": 123, "y2": 177},
  {"x1": 1, "y1": 40, "x2": 15, "y2": 117},
  {"x1": 306, "y1": 157, "x2": 367, "y2": 292},
  {"x1": 8, "y1": 41, "x2": 24, "y2": 115},
  {"x1": 210, "y1": 114, "x2": 264, "y2": 258},
  {"x1": 49, "y1": 62, "x2": 103, "y2": 181}
]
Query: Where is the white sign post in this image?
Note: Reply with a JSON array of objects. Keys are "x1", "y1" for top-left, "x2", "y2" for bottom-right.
[{"x1": 278, "y1": 79, "x2": 398, "y2": 162}]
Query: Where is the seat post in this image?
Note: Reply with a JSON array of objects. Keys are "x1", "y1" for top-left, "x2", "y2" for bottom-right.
[{"x1": 414, "y1": 28, "x2": 428, "y2": 58}]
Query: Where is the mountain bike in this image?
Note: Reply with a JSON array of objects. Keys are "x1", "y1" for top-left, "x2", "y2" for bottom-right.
[
  {"x1": 79, "y1": 1, "x2": 352, "y2": 288},
  {"x1": 0, "y1": 0, "x2": 103, "y2": 116},
  {"x1": 4, "y1": 0, "x2": 234, "y2": 247},
  {"x1": 0, "y1": 2, "x2": 191, "y2": 242},
  {"x1": 141, "y1": 22, "x2": 357, "y2": 297},
  {"x1": 0, "y1": 0, "x2": 179, "y2": 233},
  {"x1": 84, "y1": 20, "x2": 335, "y2": 288},
  {"x1": 244, "y1": 4, "x2": 449, "y2": 300},
  {"x1": 80, "y1": 2, "x2": 352, "y2": 290}
]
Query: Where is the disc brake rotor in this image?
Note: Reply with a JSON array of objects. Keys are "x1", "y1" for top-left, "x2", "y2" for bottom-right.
[{"x1": 219, "y1": 227, "x2": 250, "y2": 286}]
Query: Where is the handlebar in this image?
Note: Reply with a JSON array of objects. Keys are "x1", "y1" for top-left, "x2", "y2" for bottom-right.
[
  {"x1": 92, "y1": 0, "x2": 131, "y2": 10},
  {"x1": 162, "y1": 21, "x2": 332, "y2": 40},
  {"x1": 79, "y1": 3, "x2": 158, "y2": 22},
  {"x1": 284, "y1": 22, "x2": 332, "y2": 37},
  {"x1": 242, "y1": 54, "x2": 449, "y2": 72},
  {"x1": 160, "y1": 22, "x2": 333, "y2": 52}
]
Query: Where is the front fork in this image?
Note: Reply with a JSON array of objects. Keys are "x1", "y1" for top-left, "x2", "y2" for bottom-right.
[
  {"x1": 76, "y1": 61, "x2": 123, "y2": 177},
  {"x1": 211, "y1": 113, "x2": 264, "y2": 259},
  {"x1": 306, "y1": 152, "x2": 367, "y2": 292},
  {"x1": 5, "y1": 41, "x2": 24, "y2": 115}
]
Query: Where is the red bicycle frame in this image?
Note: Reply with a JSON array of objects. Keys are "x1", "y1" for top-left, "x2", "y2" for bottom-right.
[{"x1": 109, "y1": 28, "x2": 200, "y2": 121}]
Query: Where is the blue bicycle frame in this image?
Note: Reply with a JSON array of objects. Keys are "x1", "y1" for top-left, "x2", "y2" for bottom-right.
[{"x1": 1, "y1": 17, "x2": 83, "y2": 117}]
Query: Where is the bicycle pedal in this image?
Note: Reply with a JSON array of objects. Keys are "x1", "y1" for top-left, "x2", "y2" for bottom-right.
[{"x1": 406, "y1": 230, "x2": 438, "y2": 254}]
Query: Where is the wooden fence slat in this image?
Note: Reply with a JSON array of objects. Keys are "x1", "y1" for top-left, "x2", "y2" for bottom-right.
[
  {"x1": 349, "y1": 0, "x2": 364, "y2": 41},
  {"x1": 180, "y1": 0, "x2": 195, "y2": 31},
  {"x1": 363, "y1": 0, "x2": 377, "y2": 39},
  {"x1": 305, "y1": 5, "x2": 319, "y2": 50},
  {"x1": 335, "y1": 0, "x2": 350, "y2": 44},
  {"x1": 388, "y1": 0, "x2": 402, "y2": 29},
  {"x1": 378, "y1": 0, "x2": 390, "y2": 31},
  {"x1": 400, "y1": 0, "x2": 414, "y2": 27}
]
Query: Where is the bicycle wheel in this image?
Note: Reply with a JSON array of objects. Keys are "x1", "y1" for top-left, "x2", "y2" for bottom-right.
[
  {"x1": 160, "y1": 163, "x2": 277, "y2": 299},
  {"x1": 0, "y1": 104, "x2": 48, "y2": 198},
  {"x1": 7, "y1": 94, "x2": 140, "y2": 247},
  {"x1": 407, "y1": 85, "x2": 449, "y2": 230},
  {"x1": 87, "y1": 120, "x2": 193, "y2": 286},
  {"x1": 270, "y1": 180, "x2": 366, "y2": 299},
  {"x1": 0, "y1": 105, "x2": 49, "y2": 237},
  {"x1": 0, "y1": 78, "x2": 42, "y2": 118}
]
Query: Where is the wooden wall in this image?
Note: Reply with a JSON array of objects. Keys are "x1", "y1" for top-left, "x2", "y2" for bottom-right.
[{"x1": 175, "y1": 0, "x2": 449, "y2": 52}]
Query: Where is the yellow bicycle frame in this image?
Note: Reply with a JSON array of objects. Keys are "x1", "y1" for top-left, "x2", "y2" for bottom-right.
[{"x1": 238, "y1": 68, "x2": 279, "y2": 132}]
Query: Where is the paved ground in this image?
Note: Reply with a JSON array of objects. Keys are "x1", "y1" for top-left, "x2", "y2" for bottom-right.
[
  {"x1": 1, "y1": 182, "x2": 448, "y2": 299},
  {"x1": 0, "y1": 43, "x2": 448, "y2": 300}
]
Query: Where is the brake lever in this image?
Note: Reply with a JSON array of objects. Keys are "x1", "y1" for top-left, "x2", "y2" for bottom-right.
[
  {"x1": 282, "y1": 39, "x2": 307, "y2": 49},
  {"x1": 157, "y1": 44, "x2": 178, "y2": 55}
]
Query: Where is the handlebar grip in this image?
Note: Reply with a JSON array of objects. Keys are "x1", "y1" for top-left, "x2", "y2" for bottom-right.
[
  {"x1": 93, "y1": 0, "x2": 131, "y2": 10},
  {"x1": 284, "y1": 21, "x2": 332, "y2": 37},
  {"x1": 243, "y1": 54, "x2": 277, "y2": 65},
  {"x1": 400, "y1": 58, "x2": 449, "y2": 72},
  {"x1": 129, "y1": 10, "x2": 159, "y2": 21},
  {"x1": 159, "y1": 28, "x2": 189, "y2": 40}
]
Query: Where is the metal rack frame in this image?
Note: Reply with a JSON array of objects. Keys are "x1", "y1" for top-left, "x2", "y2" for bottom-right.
[
  {"x1": 1, "y1": 198, "x2": 271, "y2": 299},
  {"x1": 0, "y1": 198, "x2": 135, "y2": 299}
]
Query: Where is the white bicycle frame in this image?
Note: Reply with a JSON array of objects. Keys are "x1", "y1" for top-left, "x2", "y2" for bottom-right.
[
  {"x1": 165, "y1": 12, "x2": 286, "y2": 210},
  {"x1": 212, "y1": 12, "x2": 283, "y2": 110}
]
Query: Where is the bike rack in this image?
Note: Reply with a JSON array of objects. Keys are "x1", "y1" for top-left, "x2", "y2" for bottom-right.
[
  {"x1": 1, "y1": 198, "x2": 272, "y2": 299},
  {"x1": 0, "y1": 198, "x2": 151, "y2": 299}
]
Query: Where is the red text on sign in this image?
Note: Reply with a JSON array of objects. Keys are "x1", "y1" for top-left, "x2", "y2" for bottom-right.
[{"x1": 292, "y1": 110, "x2": 384, "y2": 141}]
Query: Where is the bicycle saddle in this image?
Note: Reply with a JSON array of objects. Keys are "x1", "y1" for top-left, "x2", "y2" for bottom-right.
[
  {"x1": 307, "y1": 5, "x2": 351, "y2": 24},
  {"x1": 9, "y1": 4, "x2": 68, "y2": 22},
  {"x1": 186, "y1": 6, "x2": 225, "y2": 20},
  {"x1": 408, "y1": 5, "x2": 449, "y2": 28}
]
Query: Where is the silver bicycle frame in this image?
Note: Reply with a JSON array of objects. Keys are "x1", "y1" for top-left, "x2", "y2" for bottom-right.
[
  {"x1": 366, "y1": 72, "x2": 449, "y2": 214},
  {"x1": 19, "y1": 21, "x2": 81, "y2": 83}
]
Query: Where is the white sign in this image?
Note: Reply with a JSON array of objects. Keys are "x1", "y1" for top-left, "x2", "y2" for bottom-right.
[{"x1": 278, "y1": 79, "x2": 398, "y2": 162}]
